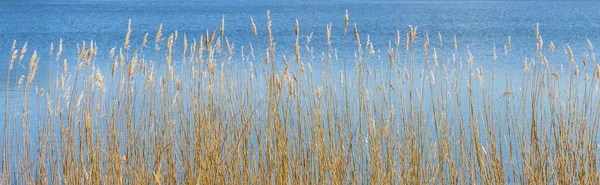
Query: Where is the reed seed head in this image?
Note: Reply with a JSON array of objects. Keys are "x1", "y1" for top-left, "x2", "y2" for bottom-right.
[
  {"x1": 353, "y1": 23, "x2": 361, "y2": 49},
  {"x1": 493, "y1": 44, "x2": 497, "y2": 61},
  {"x1": 9, "y1": 50, "x2": 17, "y2": 70},
  {"x1": 19, "y1": 42, "x2": 28, "y2": 62},
  {"x1": 535, "y1": 23, "x2": 539, "y2": 40},
  {"x1": 124, "y1": 19, "x2": 131, "y2": 51},
  {"x1": 27, "y1": 50, "x2": 39, "y2": 84},
  {"x1": 11, "y1": 40, "x2": 16, "y2": 51},
  {"x1": 453, "y1": 35, "x2": 457, "y2": 50},
  {"x1": 142, "y1": 32, "x2": 149, "y2": 48},
  {"x1": 155, "y1": 24, "x2": 163, "y2": 51},
  {"x1": 63, "y1": 59, "x2": 68, "y2": 74},
  {"x1": 344, "y1": 9, "x2": 349, "y2": 34},
  {"x1": 221, "y1": 15, "x2": 225, "y2": 36},
  {"x1": 250, "y1": 16, "x2": 257, "y2": 36},
  {"x1": 507, "y1": 36, "x2": 512, "y2": 51},
  {"x1": 396, "y1": 30, "x2": 401, "y2": 47}
]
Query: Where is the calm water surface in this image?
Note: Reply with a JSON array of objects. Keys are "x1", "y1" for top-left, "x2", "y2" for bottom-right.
[
  {"x1": 1, "y1": 2, "x2": 599, "y2": 182},
  {"x1": 1, "y1": 1, "x2": 599, "y2": 67},
  {"x1": 1, "y1": 0, "x2": 599, "y2": 135}
]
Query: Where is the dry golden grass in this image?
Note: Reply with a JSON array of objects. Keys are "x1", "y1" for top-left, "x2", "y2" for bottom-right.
[{"x1": 2, "y1": 11, "x2": 600, "y2": 184}]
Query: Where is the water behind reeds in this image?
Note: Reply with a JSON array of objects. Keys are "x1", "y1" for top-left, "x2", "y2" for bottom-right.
[{"x1": 2, "y1": 1, "x2": 600, "y2": 184}]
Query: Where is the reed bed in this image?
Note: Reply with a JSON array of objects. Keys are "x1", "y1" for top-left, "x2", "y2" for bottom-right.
[{"x1": 2, "y1": 11, "x2": 600, "y2": 184}]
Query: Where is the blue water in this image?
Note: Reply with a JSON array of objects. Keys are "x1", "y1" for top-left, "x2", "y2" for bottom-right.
[
  {"x1": 0, "y1": 1, "x2": 599, "y2": 183},
  {"x1": 2, "y1": 1, "x2": 599, "y2": 69},
  {"x1": 1, "y1": 0, "x2": 598, "y2": 111},
  {"x1": 0, "y1": 1, "x2": 597, "y2": 127},
  {"x1": 0, "y1": 0, "x2": 594, "y2": 129}
]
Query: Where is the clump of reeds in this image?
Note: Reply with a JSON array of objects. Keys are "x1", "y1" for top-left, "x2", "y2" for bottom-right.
[{"x1": 2, "y1": 10, "x2": 600, "y2": 185}]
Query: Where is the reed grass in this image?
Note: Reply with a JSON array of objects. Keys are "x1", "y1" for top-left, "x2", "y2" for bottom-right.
[{"x1": 2, "y1": 11, "x2": 600, "y2": 184}]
